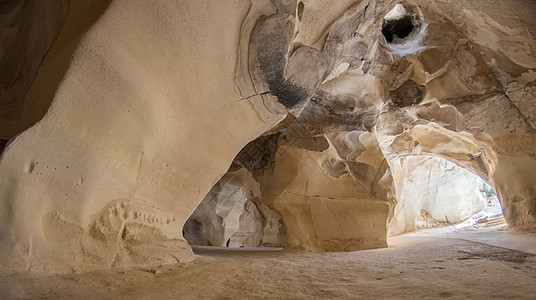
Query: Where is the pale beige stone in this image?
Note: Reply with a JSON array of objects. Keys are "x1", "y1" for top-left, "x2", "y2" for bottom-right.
[
  {"x1": 0, "y1": 0, "x2": 282, "y2": 272},
  {"x1": 0, "y1": 0, "x2": 69, "y2": 139},
  {"x1": 183, "y1": 168, "x2": 286, "y2": 248},
  {"x1": 260, "y1": 143, "x2": 390, "y2": 252},
  {"x1": 0, "y1": 0, "x2": 535, "y2": 274}
]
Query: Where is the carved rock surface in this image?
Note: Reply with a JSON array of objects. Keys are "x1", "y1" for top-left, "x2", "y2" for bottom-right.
[
  {"x1": 183, "y1": 169, "x2": 286, "y2": 248},
  {"x1": 0, "y1": 0, "x2": 535, "y2": 272},
  {"x1": 0, "y1": 0, "x2": 289, "y2": 272},
  {"x1": 260, "y1": 143, "x2": 390, "y2": 252}
]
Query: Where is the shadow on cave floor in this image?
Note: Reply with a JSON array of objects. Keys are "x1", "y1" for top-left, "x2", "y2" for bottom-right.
[
  {"x1": 2, "y1": 225, "x2": 536, "y2": 299},
  {"x1": 192, "y1": 245, "x2": 284, "y2": 256}
]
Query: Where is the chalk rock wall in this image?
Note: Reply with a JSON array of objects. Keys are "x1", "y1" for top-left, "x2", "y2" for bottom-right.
[
  {"x1": 260, "y1": 141, "x2": 391, "y2": 252},
  {"x1": 0, "y1": 0, "x2": 535, "y2": 272},
  {"x1": 252, "y1": 0, "x2": 535, "y2": 249},
  {"x1": 0, "y1": 0, "x2": 114, "y2": 140},
  {"x1": 0, "y1": 0, "x2": 307, "y2": 272},
  {"x1": 374, "y1": 0, "x2": 536, "y2": 228}
]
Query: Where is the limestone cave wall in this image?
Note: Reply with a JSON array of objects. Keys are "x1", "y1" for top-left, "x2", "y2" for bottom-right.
[{"x1": 0, "y1": 0, "x2": 535, "y2": 272}]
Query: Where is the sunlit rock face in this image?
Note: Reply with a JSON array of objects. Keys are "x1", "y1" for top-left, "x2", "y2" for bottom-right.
[
  {"x1": 388, "y1": 156, "x2": 487, "y2": 235},
  {"x1": 0, "y1": 0, "x2": 535, "y2": 272},
  {"x1": 260, "y1": 142, "x2": 391, "y2": 252}
]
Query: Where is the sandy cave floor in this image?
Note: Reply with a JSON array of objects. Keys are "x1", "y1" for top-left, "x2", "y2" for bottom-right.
[{"x1": 1, "y1": 225, "x2": 536, "y2": 299}]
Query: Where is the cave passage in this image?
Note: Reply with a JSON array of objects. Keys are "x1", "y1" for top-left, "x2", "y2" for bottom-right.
[
  {"x1": 453, "y1": 178, "x2": 506, "y2": 230},
  {"x1": 182, "y1": 172, "x2": 288, "y2": 250},
  {"x1": 183, "y1": 133, "x2": 507, "y2": 253}
]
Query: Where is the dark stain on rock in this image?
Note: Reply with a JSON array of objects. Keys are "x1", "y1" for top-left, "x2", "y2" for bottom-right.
[
  {"x1": 233, "y1": 133, "x2": 280, "y2": 178},
  {"x1": 257, "y1": 16, "x2": 309, "y2": 108}
]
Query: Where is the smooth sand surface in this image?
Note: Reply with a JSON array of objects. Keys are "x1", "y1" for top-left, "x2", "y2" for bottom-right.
[{"x1": 1, "y1": 225, "x2": 535, "y2": 299}]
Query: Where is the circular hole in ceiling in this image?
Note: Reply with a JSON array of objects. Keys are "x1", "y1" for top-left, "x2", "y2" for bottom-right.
[{"x1": 381, "y1": 4, "x2": 416, "y2": 43}]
